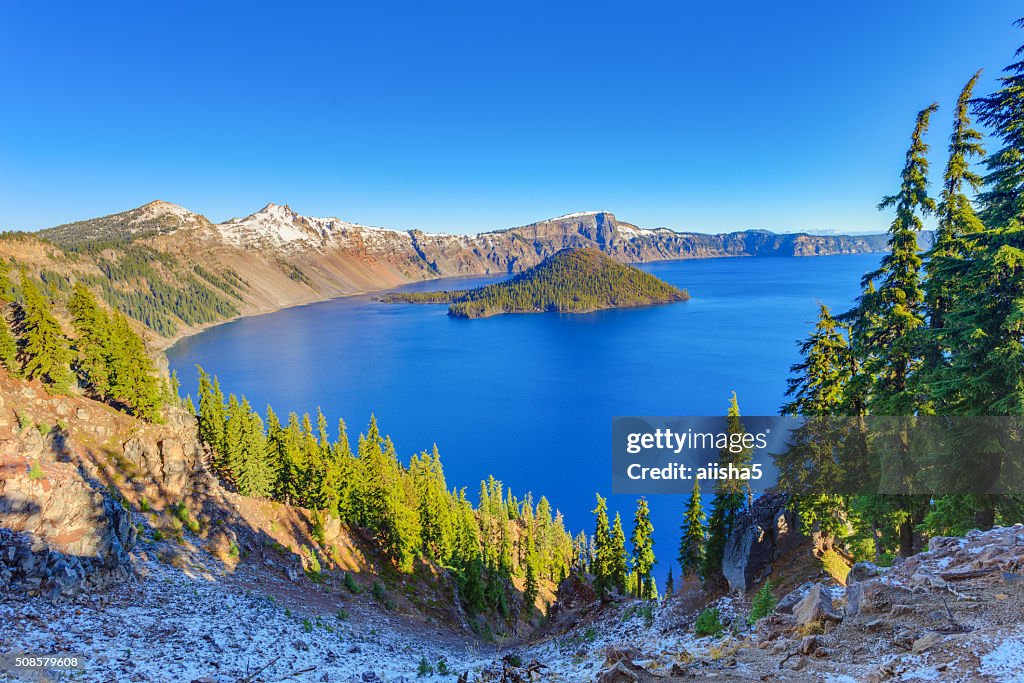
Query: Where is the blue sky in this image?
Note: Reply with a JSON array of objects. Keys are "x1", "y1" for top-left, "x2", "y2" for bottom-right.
[{"x1": 1, "y1": 2, "x2": 1020, "y2": 234}]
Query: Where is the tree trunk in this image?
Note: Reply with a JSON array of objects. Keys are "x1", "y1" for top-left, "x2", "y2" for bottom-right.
[
  {"x1": 975, "y1": 505, "x2": 996, "y2": 531},
  {"x1": 898, "y1": 518, "x2": 914, "y2": 558}
]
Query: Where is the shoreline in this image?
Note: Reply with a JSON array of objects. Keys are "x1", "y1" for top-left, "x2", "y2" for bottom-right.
[{"x1": 154, "y1": 250, "x2": 881, "y2": 354}]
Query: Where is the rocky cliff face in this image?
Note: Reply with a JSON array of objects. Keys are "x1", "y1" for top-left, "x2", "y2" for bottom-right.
[
  {"x1": 203, "y1": 205, "x2": 902, "y2": 278},
  {"x1": 722, "y1": 492, "x2": 806, "y2": 594},
  {"x1": 0, "y1": 373, "x2": 204, "y2": 599}
]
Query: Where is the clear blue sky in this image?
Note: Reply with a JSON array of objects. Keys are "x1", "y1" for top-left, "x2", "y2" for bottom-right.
[{"x1": 1, "y1": 2, "x2": 1020, "y2": 234}]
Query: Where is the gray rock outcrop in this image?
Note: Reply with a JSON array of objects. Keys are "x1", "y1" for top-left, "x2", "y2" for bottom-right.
[{"x1": 722, "y1": 492, "x2": 805, "y2": 593}]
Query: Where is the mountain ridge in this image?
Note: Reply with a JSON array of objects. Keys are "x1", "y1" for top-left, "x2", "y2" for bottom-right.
[{"x1": 1, "y1": 201, "x2": 928, "y2": 345}]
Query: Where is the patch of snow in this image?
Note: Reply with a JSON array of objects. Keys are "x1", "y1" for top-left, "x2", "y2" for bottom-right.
[
  {"x1": 546, "y1": 211, "x2": 606, "y2": 221},
  {"x1": 980, "y1": 638, "x2": 1024, "y2": 682}
]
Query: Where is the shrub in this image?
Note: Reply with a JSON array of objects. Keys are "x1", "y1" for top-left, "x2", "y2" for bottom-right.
[
  {"x1": 417, "y1": 656, "x2": 433, "y2": 677},
  {"x1": 436, "y1": 658, "x2": 450, "y2": 675},
  {"x1": 228, "y1": 541, "x2": 240, "y2": 559},
  {"x1": 694, "y1": 607, "x2": 725, "y2": 638},
  {"x1": 372, "y1": 580, "x2": 386, "y2": 603},
  {"x1": 343, "y1": 572, "x2": 361, "y2": 594},
  {"x1": 302, "y1": 618, "x2": 313, "y2": 633},
  {"x1": 310, "y1": 512, "x2": 326, "y2": 546},
  {"x1": 28, "y1": 461, "x2": 44, "y2": 480},
  {"x1": 748, "y1": 580, "x2": 777, "y2": 625},
  {"x1": 139, "y1": 497, "x2": 151, "y2": 513},
  {"x1": 171, "y1": 502, "x2": 201, "y2": 533}
]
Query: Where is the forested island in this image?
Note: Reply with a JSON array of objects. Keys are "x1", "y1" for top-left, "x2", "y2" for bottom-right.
[{"x1": 381, "y1": 247, "x2": 689, "y2": 318}]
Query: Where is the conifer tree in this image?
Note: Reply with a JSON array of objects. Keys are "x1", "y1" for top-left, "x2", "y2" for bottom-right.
[
  {"x1": 679, "y1": 479, "x2": 706, "y2": 577},
  {"x1": 610, "y1": 512, "x2": 629, "y2": 595},
  {"x1": 232, "y1": 398, "x2": 274, "y2": 497},
  {"x1": 523, "y1": 541, "x2": 539, "y2": 617},
  {"x1": 0, "y1": 305, "x2": 17, "y2": 374},
  {"x1": 197, "y1": 366, "x2": 227, "y2": 453},
  {"x1": 923, "y1": 71, "x2": 986, "y2": 387},
  {"x1": 630, "y1": 497, "x2": 656, "y2": 599},
  {"x1": 702, "y1": 393, "x2": 749, "y2": 582},
  {"x1": 591, "y1": 494, "x2": 614, "y2": 600},
  {"x1": 107, "y1": 313, "x2": 162, "y2": 421},
  {"x1": 849, "y1": 104, "x2": 938, "y2": 557},
  {"x1": 17, "y1": 271, "x2": 72, "y2": 393},
  {"x1": 68, "y1": 283, "x2": 113, "y2": 399},
  {"x1": 664, "y1": 565, "x2": 674, "y2": 597},
  {"x1": 856, "y1": 103, "x2": 938, "y2": 416},
  {"x1": 0, "y1": 260, "x2": 12, "y2": 302},
  {"x1": 782, "y1": 305, "x2": 852, "y2": 416},
  {"x1": 974, "y1": 22, "x2": 1024, "y2": 226},
  {"x1": 780, "y1": 304, "x2": 854, "y2": 540}
]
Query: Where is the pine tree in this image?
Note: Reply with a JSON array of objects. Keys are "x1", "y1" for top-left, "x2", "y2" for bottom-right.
[
  {"x1": 974, "y1": 22, "x2": 1024, "y2": 227},
  {"x1": 679, "y1": 479, "x2": 706, "y2": 578},
  {"x1": 0, "y1": 305, "x2": 17, "y2": 374},
  {"x1": 591, "y1": 494, "x2": 614, "y2": 600},
  {"x1": 232, "y1": 398, "x2": 274, "y2": 497},
  {"x1": 664, "y1": 565, "x2": 674, "y2": 597},
  {"x1": 610, "y1": 512, "x2": 629, "y2": 595},
  {"x1": 523, "y1": 547, "x2": 539, "y2": 617},
  {"x1": 848, "y1": 104, "x2": 938, "y2": 557},
  {"x1": 782, "y1": 304, "x2": 852, "y2": 416},
  {"x1": 857, "y1": 103, "x2": 938, "y2": 416},
  {"x1": 702, "y1": 393, "x2": 749, "y2": 583},
  {"x1": 0, "y1": 261, "x2": 17, "y2": 374},
  {"x1": 923, "y1": 71, "x2": 986, "y2": 389},
  {"x1": 68, "y1": 283, "x2": 113, "y2": 399},
  {"x1": 630, "y1": 497, "x2": 656, "y2": 599},
  {"x1": 17, "y1": 271, "x2": 72, "y2": 393},
  {"x1": 780, "y1": 304, "x2": 854, "y2": 540},
  {"x1": 197, "y1": 366, "x2": 227, "y2": 453},
  {"x1": 0, "y1": 260, "x2": 12, "y2": 302},
  {"x1": 107, "y1": 313, "x2": 162, "y2": 421}
]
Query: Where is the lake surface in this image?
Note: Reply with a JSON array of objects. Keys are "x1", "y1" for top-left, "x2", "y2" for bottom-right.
[{"x1": 168, "y1": 254, "x2": 878, "y2": 588}]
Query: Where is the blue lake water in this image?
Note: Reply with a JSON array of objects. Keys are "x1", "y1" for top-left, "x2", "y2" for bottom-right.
[{"x1": 168, "y1": 254, "x2": 878, "y2": 587}]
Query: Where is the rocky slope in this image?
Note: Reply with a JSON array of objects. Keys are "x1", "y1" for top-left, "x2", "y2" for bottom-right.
[{"x1": 2, "y1": 201, "x2": 918, "y2": 345}]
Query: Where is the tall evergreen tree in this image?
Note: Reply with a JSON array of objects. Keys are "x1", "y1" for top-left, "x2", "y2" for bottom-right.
[
  {"x1": 609, "y1": 512, "x2": 629, "y2": 595},
  {"x1": 107, "y1": 313, "x2": 163, "y2": 421},
  {"x1": 974, "y1": 22, "x2": 1024, "y2": 226},
  {"x1": 857, "y1": 102, "x2": 938, "y2": 416},
  {"x1": 197, "y1": 366, "x2": 227, "y2": 454},
  {"x1": 780, "y1": 303, "x2": 854, "y2": 540},
  {"x1": 17, "y1": 271, "x2": 72, "y2": 393},
  {"x1": 664, "y1": 565, "x2": 674, "y2": 597},
  {"x1": 0, "y1": 260, "x2": 12, "y2": 302},
  {"x1": 68, "y1": 283, "x2": 113, "y2": 399},
  {"x1": 782, "y1": 305, "x2": 852, "y2": 416},
  {"x1": 923, "y1": 72, "x2": 986, "y2": 404},
  {"x1": 591, "y1": 494, "x2": 614, "y2": 600},
  {"x1": 702, "y1": 393, "x2": 750, "y2": 582},
  {"x1": 630, "y1": 497, "x2": 656, "y2": 599},
  {"x1": 679, "y1": 479, "x2": 706, "y2": 578},
  {"x1": 848, "y1": 104, "x2": 938, "y2": 557},
  {"x1": 0, "y1": 304, "x2": 17, "y2": 374}
]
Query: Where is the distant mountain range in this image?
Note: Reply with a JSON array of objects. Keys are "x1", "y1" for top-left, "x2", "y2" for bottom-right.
[{"x1": 0, "y1": 201, "x2": 929, "y2": 343}]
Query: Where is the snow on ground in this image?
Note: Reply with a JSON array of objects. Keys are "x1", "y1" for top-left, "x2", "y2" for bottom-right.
[
  {"x1": 0, "y1": 556, "x2": 493, "y2": 683},
  {"x1": 980, "y1": 636, "x2": 1024, "y2": 683}
]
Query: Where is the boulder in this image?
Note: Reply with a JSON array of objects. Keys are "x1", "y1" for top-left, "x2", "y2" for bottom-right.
[
  {"x1": 793, "y1": 584, "x2": 841, "y2": 626},
  {"x1": 848, "y1": 561, "x2": 881, "y2": 584},
  {"x1": 722, "y1": 492, "x2": 805, "y2": 593},
  {"x1": 322, "y1": 515, "x2": 342, "y2": 542},
  {"x1": 775, "y1": 581, "x2": 813, "y2": 615}
]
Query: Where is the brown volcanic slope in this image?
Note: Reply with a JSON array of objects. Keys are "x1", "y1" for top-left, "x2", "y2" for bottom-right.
[{"x1": 2, "y1": 201, "x2": 915, "y2": 344}]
